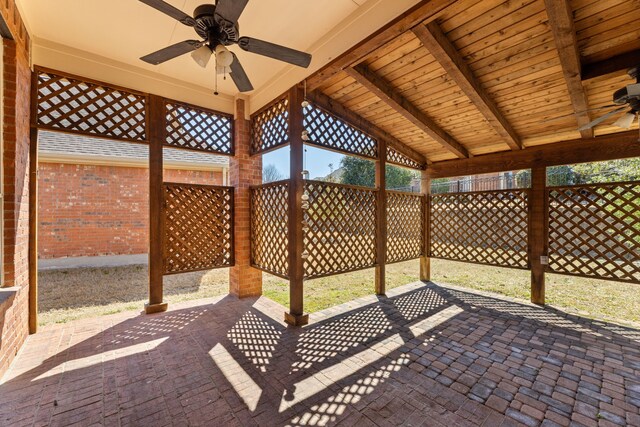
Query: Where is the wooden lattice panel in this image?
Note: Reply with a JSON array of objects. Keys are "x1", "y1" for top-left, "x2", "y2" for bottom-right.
[
  {"x1": 250, "y1": 182, "x2": 289, "y2": 278},
  {"x1": 430, "y1": 190, "x2": 529, "y2": 268},
  {"x1": 386, "y1": 146, "x2": 424, "y2": 170},
  {"x1": 304, "y1": 181, "x2": 377, "y2": 279},
  {"x1": 304, "y1": 103, "x2": 378, "y2": 159},
  {"x1": 35, "y1": 69, "x2": 147, "y2": 141},
  {"x1": 251, "y1": 95, "x2": 290, "y2": 154},
  {"x1": 548, "y1": 182, "x2": 640, "y2": 283},
  {"x1": 387, "y1": 191, "x2": 424, "y2": 263},
  {"x1": 163, "y1": 184, "x2": 234, "y2": 274},
  {"x1": 165, "y1": 101, "x2": 233, "y2": 155}
]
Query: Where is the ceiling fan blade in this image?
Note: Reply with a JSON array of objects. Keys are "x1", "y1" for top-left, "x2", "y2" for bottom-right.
[
  {"x1": 215, "y1": 0, "x2": 249, "y2": 25},
  {"x1": 138, "y1": 0, "x2": 196, "y2": 26},
  {"x1": 577, "y1": 106, "x2": 627, "y2": 131},
  {"x1": 613, "y1": 111, "x2": 636, "y2": 129},
  {"x1": 229, "y1": 53, "x2": 254, "y2": 92},
  {"x1": 541, "y1": 104, "x2": 620, "y2": 124},
  {"x1": 141, "y1": 40, "x2": 204, "y2": 65},
  {"x1": 238, "y1": 37, "x2": 311, "y2": 68}
]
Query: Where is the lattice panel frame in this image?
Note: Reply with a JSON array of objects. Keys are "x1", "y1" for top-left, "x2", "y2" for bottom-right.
[
  {"x1": 304, "y1": 103, "x2": 378, "y2": 159},
  {"x1": 547, "y1": 182, "x2": 640, "y2": 283},
  {"x1": 250, "y1": 181, "x2": 290, "y2": 278},
  {"x1": 165, "y1": 101, "x2": 233, "y2": 155},
  {"x1": 386, "y1": 146, "x2": 424, "y2": 170},
  {"x1": 304, "y1": 180, "x2": 377, "y2": 279},
  {"x1": 163, "y1": 184, "x2": 234, "y2": 274},
  {"x1": 387, "y1": 191, "x2": 425, "y2": 263},
  {"x1": 251, "y1": 95, "x2": 290, "y2": 155},
  {"x1": 430, "y1": 190, "x2": 530, "y2": 268},
  {"x1": 35, "y1": 68, "x2": 147, "y2": 142}
]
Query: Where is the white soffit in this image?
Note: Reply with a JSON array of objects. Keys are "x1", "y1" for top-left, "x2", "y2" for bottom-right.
[{"x1": 17, "y1": 0, "x2": 420, "y2": 113}]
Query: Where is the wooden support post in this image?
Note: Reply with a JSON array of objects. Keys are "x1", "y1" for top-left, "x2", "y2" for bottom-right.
[
  {"x1": 420, "y1": 170, "x2": 431, "y2": 282},
  {"x1": 375, "y1": 138, "x2": 387, "y2": 295},
  {"x1": 530, "y1": 166, "x2": 546, "y2": 305},
  {"x1": 285, "y1": 86, "x2": 308, "y2": 326},
  {"x1": 146, "y1": 94, "x2": 168, "y2": 314},
  {"x1": 28, "y1": 126, "x2": 38, "y2": 333}
]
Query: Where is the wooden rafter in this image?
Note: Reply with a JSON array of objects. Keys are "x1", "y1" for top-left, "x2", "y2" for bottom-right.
[
  {"x1": 544, "y1": 0, "x2": 593, "y2": 138},
  {"x1": 305, "y1": 0, "x2": 457, "y2": 91},
  {"x1": 346, "y1": 64, "x2": 469, "y2": 159},
  {"x1": 306, "y1": 90, "x2": 427, "y2": 167},
  {"x1": 581, "y1": 50, "x2": 640, "y2": 81},
  {"x1": 412, "y1": 22, "x2": 523, "y2": 151}
]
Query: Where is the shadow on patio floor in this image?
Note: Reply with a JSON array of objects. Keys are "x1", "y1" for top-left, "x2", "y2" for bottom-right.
[{"x1": 1, "y1": 282, "x2": 639, "y2": 426}]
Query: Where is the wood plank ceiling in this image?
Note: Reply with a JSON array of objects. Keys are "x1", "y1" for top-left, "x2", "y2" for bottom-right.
[{"x1": 308, "y1": 0, "x2": 640, "y2": 163}]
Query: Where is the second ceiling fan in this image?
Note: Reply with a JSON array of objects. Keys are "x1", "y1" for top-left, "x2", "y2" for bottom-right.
[{"x1": 138, "y1": 0, "x2": 313, "y2": 92}]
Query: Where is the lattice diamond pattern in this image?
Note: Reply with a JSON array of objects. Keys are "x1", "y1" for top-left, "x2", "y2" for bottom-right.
[
  {"x1": 36, "y1": 71, "x2": 146, "y2": 141},
  {"x1": 430, "y1": 190, "x2": 529, "y2": 268},
  {"x1": 548, "y1": 183, "x2": 640, "y2": 283},
  {"x1": 304, "y1": 104, "x2": 378, "y2": 159},
  {"x1": 304, "y1": 181, "x2": 377, "y2": 279},
  {"x1": 386, "y1": 146, "x2": 423, "y2": 170},
  {"x1": 387, "y1": 192, "x2": 424, "y2": 263},
  {"x1": 165, "y1": 102, "x2": 232, "y2": 154},
  {"x1": 251, "y1": 96, "x2": 290, "y2": 154},
  {"x1": 250, "y1": 182, "x2": 289, "y2": 277},
  {"x1": 163, "y1": 184, "x2": 234, "y2": 274}
]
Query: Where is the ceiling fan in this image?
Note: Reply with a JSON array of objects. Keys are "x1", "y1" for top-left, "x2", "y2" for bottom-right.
[
  {"x1": 577, "y1": 66, "x2": 640, "y2": 131},
  {"x1": 137, "y1": 0, "x2": 312, "y2": 93}
]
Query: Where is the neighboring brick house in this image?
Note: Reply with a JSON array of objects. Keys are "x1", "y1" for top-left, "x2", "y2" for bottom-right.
[{"x1": 38, "y1": 131, "x2": 228, "y2": 259}]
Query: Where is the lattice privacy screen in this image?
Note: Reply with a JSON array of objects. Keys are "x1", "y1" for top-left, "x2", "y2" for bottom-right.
[
  {"x1": 250, "y1": 182, "x2": 290, "y2": 278},
  {"x1": 430, "y1": 190, "x2": 529, "y2": 268},
  {"x1": 304, "y1": 103, "x2": 378, "y2": 159},
  {"x1": 548, "y1": 182, "x2": 640, "y2": 283},
  {"x1": 251, "y1": 95, "x2": 290, "y2": 154},
  {"x1": 163, "y1": 184, "x2": 234, "y2": 274},
  {"x1": 35, "y1": 69, "x2": 147, "y2": 141},
  {"x1": 303, "y1": 181, "x2": 377, "y2": 279},
  {"x1": 386, "y1": 146, "x2": 423, "y2": 170},
  {"x1": 387, "y1": 191, "x2": 424, "y2": 263},
  {"x1": 165, "y1": 101, "x2": 233, "y2": 155}
]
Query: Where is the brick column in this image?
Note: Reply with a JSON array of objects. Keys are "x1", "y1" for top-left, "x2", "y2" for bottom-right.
[{"x1": 229, "y1": 98, "x2": 262, "y2": 297}]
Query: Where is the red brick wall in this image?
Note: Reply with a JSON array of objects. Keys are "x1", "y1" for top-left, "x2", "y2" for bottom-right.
[
  {"x1": 38, "y1": 162, "x2": 223, "y2": 259},
  {"x1": 0, "y1": 0, "x2": 32, "y2": 378}
]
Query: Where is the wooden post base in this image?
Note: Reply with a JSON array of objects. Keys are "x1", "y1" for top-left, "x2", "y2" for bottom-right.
[
  {"x1": 144, "y1": 302, "x2": 168, "y2": 314},
  {"x1": 284, "y1": 312, "x2": 309, "y2": 326}
]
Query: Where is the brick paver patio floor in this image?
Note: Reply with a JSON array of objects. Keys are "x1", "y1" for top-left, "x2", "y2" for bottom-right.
[{"x1": 1, "y1": 282, "x2": 639, "y2": 426}]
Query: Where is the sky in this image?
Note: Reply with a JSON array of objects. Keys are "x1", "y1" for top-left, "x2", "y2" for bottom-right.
[{"x1": 262, "y1": 144, "x2": 349, "y2": 180}]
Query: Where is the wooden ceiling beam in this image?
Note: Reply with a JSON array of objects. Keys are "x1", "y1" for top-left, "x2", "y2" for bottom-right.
[
  {"x1": 305, "y1": 0, "x2": 457, "y2": 91},
  {"x1": 412, "y1": 22, "x2": 523, "y2": 151},
  {"x1": 346, "y1": 63, "x2": 469, "y2": 159},
  {"x1": 544, "y1": 0, "x2": 593, "y2": 138},
  {"x1": 428, "y1": 131, "x2": 640, "y2": 178},
  {"x1": 306, "y1": 90, "x2": 428, "y2": 168},
  {"x1": 581, "y1": 50, "x2": 640, "y2": 81}
]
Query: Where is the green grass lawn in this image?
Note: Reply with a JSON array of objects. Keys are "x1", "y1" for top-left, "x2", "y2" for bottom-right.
[{"x1": 38, "y1": 259, "x2": 640, "y2": 327}]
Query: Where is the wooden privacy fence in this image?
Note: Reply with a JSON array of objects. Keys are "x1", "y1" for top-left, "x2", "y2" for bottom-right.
[
  {"x1": 250, "y1": 181, "x2": 290, "y2": 278},
  {"x1": 163, "y1": 184, "x2": 234, "y2": 274},
  {"x1": 429, "y1": 189, "x2": 530, "y2": 268},
  {"x1": 387, "y1": 191, "x2": 424, "y2": 264},
  {"x1": 547, "y1": 182, "x2": 640, "y2": 283}
]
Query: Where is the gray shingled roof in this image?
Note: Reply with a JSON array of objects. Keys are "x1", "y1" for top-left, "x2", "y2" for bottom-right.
[{"x1": 38, "y1": 131, "x2": 229, "y2": 167}]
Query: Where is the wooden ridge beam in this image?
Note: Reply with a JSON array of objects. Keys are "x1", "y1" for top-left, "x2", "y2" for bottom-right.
[
  {"x1": 544, "y1": 0, "x2": 593, "y2": 138},
  {"x1": 346, "y1": 64, "x2": 469, "y2": 159},
  {"x1": 305, "y1": 0, "x2": 457, "y2": 91},
  {"x1": 306, "y1": 90, "x2": 427, "y2": 168},
  {"x1": 412, "y1": 22, "x2": 523, "y2": 151},
  {"x1": 581, "y1": 50, "x2": 640, "y2": 81},
  {"x1": 427, "y1": 131, "x2": 640, "y2": 178}
]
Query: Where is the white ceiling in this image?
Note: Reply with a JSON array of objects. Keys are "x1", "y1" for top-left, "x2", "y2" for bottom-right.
[{"x1": 17, "y1": 0, "x2": 419, "y2": 112}]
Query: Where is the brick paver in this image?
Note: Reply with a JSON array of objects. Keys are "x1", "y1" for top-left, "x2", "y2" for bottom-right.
[{"x1": 1, "y1": 282, "x2": 639, "y2": 426}]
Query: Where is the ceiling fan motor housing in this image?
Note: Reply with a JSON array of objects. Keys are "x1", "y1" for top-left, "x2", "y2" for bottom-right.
[{"x1": 194, "y1": 4, "x2": 238, "y2": 46}]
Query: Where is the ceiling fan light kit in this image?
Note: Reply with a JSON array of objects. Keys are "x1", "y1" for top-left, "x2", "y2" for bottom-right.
[{"x1": 138, "y1": 0, "x2": 312, "y2": 93}]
